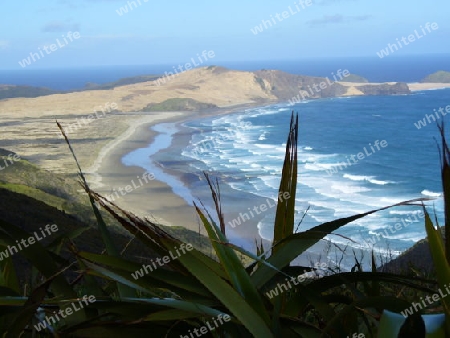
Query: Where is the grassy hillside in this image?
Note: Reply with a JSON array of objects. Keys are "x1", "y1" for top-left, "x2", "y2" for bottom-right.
[
  {"x1": 0, "y1": 149, "x2": 212, "y2": 256},
  {"x1": 421, "y1": 70, "x2": 450, "y2": 83},
  {"x1": 142, "y1": 98, "x2": 218, "y2": 112},
  {"x1": 0, "y1": 85, "x2": 59, "y2": 100},
  {"x1": 340, "y1": 74, "x2": 369, "y2": 83}
]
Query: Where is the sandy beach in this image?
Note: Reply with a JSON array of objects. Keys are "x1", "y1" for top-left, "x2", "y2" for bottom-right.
[
  {"x1": 407, "y1": 82, "x2": 450, "y2": 91},
  {"x1": 339, "y1": 82, "x2": 450, "y2": 93},
  {"x1": 85, "y1": 111, "x2": 204, "y2": 231},
  {"x1": 86, "y1": 105, "x2": 271, "y2": 249}
]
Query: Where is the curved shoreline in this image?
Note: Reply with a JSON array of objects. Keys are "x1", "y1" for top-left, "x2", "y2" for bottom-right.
[
  {"x1": 85, "y1": 88, "x2": 450, "y2": 257},
  {"x1": 88, "y1": 104, "x2": 264, "y2": 235},
  {"x1": 85, "y1": 113, "x2": 183, "y2": 189}
]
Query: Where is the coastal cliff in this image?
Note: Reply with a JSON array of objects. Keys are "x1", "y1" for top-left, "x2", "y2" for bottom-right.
[
  {"x1": 253, "y1": 69, "x2": 349, "y2": 101},
  {"x1": 356, "y1": 82, "x2": 410, "y2": 96}
]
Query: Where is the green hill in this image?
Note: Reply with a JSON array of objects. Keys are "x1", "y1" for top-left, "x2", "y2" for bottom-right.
[
  {"x1": 421, "y1": 70, "x2": 450, "y2": 83},
  {"x1": 0, "y1": 149, "x2": 212, "y2": 274},
  {"x1": 142, "y1": 98, "x2": 217, "y2": 112},
  {"x1": 0, "y1": 85, "x2": 59, "y2": 100},
  {"x1": 340, "y1": 74, "x2": 369, "y2": 83}
]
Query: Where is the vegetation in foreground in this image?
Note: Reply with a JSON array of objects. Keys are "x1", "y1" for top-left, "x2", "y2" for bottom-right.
[{"x1": 0, "y1": 113, "x2": 448, "y2": 337}]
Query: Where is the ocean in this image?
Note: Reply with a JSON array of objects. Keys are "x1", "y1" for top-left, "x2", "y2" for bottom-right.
[
  {"x1": 2, "y1": 54, "x2": 450, "y2": 90},
  {"x1": 189, "y1": 89, "x2": 450, "y2": 250},
  {"x1": 123, "y1": 88, "x2": 450, "y2": 266}
]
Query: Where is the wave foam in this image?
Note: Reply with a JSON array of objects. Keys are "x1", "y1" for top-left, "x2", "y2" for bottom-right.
[
  {"x1": 304, "y1": 163, "x2": 336, "y2": 171},
  {"x1": 331, "y1": 183, "x2": 371, "y2": 194},
  {"x1": 389, "y1": 210, "x2": 423, "y2": 215},
  {"x1": 343, "y1": 174, "x2": 392, "y2": 185},
  {"x1": 421, "y1": 189, "x2": 442, "y2": 197}
]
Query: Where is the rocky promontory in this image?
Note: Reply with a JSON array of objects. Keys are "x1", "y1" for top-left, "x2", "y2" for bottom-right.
[{"x1": 355, "y1": 82, "x2": 410, "y2": 96}]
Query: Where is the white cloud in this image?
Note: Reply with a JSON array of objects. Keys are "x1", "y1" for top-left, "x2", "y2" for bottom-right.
[
  {"x1": 307, "y1": 14, "x2": 372, "y2": 26},
  {"x1": 42, "y1": 21, "x2": 80, "y2": 33}
]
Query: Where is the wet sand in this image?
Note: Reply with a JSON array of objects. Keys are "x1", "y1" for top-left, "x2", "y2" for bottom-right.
[{"x1": 88, "y1": 105, "x2": 269, "y2": 248}]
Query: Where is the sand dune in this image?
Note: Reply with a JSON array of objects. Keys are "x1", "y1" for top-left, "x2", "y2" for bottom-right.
[{"x1": 0, "y1": 67, "x2": 276, "y2": 117}]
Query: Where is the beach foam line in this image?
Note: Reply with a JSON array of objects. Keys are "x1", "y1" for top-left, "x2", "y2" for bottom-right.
[
  {"x1": 343, "y1": 173, "x2": 392, "y2": 185},
  {"x1": 407, "y1": 83, "x2": 450, "y2": 92},
  {"x1": 85, "y1": 112, "x2": 183, "y2": 189},
  {"x1": 122, "y1": 122, "x2": 197, "y2": 206}
]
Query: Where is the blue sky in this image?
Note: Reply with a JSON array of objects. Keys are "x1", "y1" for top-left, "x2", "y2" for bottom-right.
[{"x1": 1, "y1": 0, "x2": 449, "y2": 69}]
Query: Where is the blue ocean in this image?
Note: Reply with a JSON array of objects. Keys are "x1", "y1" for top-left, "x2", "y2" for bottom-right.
[{"x1": 176, "y1": 89, "x2": 450, "y2": 257}]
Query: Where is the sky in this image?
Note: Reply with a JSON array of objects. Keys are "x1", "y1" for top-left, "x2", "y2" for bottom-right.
[{"x1": 0, "y1": 0, "x2": 449, "y2": 69}]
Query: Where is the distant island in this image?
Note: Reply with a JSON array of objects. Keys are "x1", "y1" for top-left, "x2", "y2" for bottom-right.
[
  {"x1": 0, "y1": 84, "x2": 59, "y2": 100},
  {"x1": 0, "y1": 74, "x2": 163, "y2": 100},
  {"x1": 421, "y1": 70, "x2": 450, "y2": 83},
  {"x1": 339, "y1": 74, "x2": 369, "y2": 83}
]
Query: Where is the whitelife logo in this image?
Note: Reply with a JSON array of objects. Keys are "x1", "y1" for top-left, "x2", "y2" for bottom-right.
[
  {"x1": 401, "y1": 283, "x2": 450, "y2": 317},
  {"x1": 414, "y1": 103, "x2": 450, "y2": 130},
  {"x1": 227, "y1": 192, "x2": 291, "y2": 228},
  {"x1": 325, "y1": 140, "x2": 388, "y2": 176},
  {"x1": 105, "y1": 172, "x2": 155, "y2": 202},
  {"x1": 265, "y1": 262, "x2": 327, "y2": 299},
  {"x1": 376, "y1": 22, "x2": 438, "y2": 58},
  {"x1": 179, "y1": 313, "x2": 231, "y2": 338},
  {"x1": 0, "y1": 224, "x2": 58, "y2": 261},
  {"x1": 191, "y1": 121, "x2": 252, "y2": 157},
  {"x1": 288, "y1": 69, "x2": 350, "y2": 104},
  {"x1": 0, "y1": 153, "x2": 21, "y2": 171},
  {"x1": 57, "y1": 102, "x2": 118, "y2": 138},
  {"x1": 18, "y1": 31, "x2": 81, "y2": 68},
  {"x1": 155, "y1": 50, "x2": 216, "y2": 86},
  {"x1": 34, "y1": 295, "x2": 96, "y2": 331},
  {"x1": 363, "y1": 211, "x2": 424, "y2": 247},
  {"x1": 116, "y1": 0, "x2": 148, "y2": 16},
  {"x1": 250, "y1": 0, "x2": 313, "y2": 35},
  {"x1": 131, "y1": 243, "x2": 193, "y2": 280}
]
